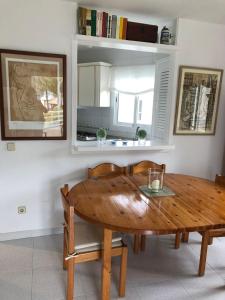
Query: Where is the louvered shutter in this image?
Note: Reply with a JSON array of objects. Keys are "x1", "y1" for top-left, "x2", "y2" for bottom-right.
[{"x1": 151, "y1": 57, "x2": 172, "y2": 142}]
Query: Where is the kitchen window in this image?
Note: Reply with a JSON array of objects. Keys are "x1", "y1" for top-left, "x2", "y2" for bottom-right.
[
  {"x1": 111, "y1": 64, "x2": 155, "y2": 128},
  {"x1": 116, "y1": 90, "x2": 154, "y2": 126}
]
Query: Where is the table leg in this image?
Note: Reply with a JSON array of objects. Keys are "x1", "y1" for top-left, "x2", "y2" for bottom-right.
[
  {"x1": 102, "y1": 228, "x2": 112, "y2": 300},
  {"x1": 181, "y1": 232, "x2": 189, "y2": 243},
  {"x1": 140, "y1": 234, "x2": 146, "y2": 252},
  {"x1": 175, "y1": 232, "x2": 181, "y2": 249},
  {"x1": 198, "y1": 231, "x2": 209, "y2": 276},
  {"x1": 133, "y1": 234, "x2": 141, "y2": 254}
]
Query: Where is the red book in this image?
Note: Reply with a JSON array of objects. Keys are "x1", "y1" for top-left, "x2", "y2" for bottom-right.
[{"x1": 102, "y1": 12, "x2": 108, "y2": 37}]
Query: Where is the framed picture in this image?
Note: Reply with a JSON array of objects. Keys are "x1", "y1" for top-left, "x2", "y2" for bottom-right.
[
  {"x1": 0, "y1": 49, "x2": 66, "y2": 140},
  {"x1": 174, "y1": 66, "x2": 223, "y2": 135}
]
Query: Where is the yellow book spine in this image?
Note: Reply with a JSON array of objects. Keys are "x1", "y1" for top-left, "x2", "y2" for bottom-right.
[{"x1": 119, "y1": 17, "x2": 123, "y2": 39}]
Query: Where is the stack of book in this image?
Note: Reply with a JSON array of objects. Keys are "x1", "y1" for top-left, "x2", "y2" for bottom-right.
[{"x1": 77, "y1": 7, "x2": 128, "y2": 40}]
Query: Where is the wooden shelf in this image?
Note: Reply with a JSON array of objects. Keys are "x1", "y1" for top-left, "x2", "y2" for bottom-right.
[{"x1": 76, "y1": 34, "x2": 178, "y2": 54}]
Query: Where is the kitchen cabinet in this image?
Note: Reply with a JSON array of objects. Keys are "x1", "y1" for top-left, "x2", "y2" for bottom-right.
[{"x1": 78, "y1": 62, "x2": 111, "y2": 107}]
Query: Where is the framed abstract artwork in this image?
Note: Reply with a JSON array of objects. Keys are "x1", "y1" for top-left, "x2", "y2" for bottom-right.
[
  {"x1": 174, "y1": 66, "x2": 223, "y2": 135},
  {"x1": 0, "y1": 49, "x2": 66, "y2": 140}
]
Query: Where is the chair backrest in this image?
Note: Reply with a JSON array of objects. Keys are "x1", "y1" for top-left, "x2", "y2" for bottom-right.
[
  {"x1": 88, "y1": 163, "x2": 127, "y2": 178},
  {"x1": 130, "y1": 160, "x2": 166, "y2": 175},
  {"x1": 215, "y1": 174, "x2": 225, "y2": 186},
  {"x1": 60, "y1": 184, "x2": 75, "y2": 254}
]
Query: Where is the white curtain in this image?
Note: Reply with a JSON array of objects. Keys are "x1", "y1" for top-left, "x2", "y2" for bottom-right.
[{"x1": 110, "y1": 64, "x2": 155, "y2": 95}]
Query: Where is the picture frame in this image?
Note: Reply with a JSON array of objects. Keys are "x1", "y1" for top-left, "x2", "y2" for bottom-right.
[
  {"x1": 0, "y1": 49, "x2": 67, "y2": 140},
  {"x1": 174, "y1": 66, "x2": 223, "y2": 135}
]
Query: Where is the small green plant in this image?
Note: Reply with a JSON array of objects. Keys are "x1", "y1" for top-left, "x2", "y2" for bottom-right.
[
  {"x1": 96, "y1": 128, "x2": 107, "y2": 139},
  {"x1": 137, "y1": 129, "x2": 147, "y2": 140}
]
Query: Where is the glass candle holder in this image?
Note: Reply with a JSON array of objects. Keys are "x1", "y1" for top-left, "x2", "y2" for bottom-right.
[{"x1": 148, "y1": 168, "x2": 164, "y2": 193}]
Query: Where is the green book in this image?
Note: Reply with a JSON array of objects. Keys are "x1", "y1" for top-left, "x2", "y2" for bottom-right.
[{"x1": 91, "y1": 10, "x2": 97, "y2": 36}]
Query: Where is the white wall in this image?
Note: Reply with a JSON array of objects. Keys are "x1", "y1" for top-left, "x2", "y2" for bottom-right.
[{"x1": 0, "y1": 0, "x2": 225, "y2": 237}]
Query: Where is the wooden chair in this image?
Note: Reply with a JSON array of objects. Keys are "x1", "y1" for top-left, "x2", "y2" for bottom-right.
[
  {"x1": 130, "y1": 160, "x2": 166, "y2": 254},
  {"x1": 88, "y1": 162, "x2": 127, "y2": 178},
  {"x1": 175, "y1": 175, "x2": 225, "y2": 276},
  {"x1": 61, "y1": 184, "x2": 128, "y2": 300},
  {"x1": 198, "y1": 174, "x2": 225, "y2": 276}
]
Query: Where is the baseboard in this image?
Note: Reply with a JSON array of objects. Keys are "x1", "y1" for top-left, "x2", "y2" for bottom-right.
[{"x1": 0, "y1": 227, "x2": 63, "y2": 241}]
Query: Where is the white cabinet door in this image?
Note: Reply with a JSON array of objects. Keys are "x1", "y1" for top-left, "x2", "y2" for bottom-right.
[
  {"x1": 95, "y1": 65, "x2": 111, "y2": 107},
  {"x1": 78, "y1": 66, "x2": 95, "y2": 107}
]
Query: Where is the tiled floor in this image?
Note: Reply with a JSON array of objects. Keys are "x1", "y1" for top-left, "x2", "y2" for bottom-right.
[{"x1": 1, "y1": 232, "x2": 225, "y2": 300}]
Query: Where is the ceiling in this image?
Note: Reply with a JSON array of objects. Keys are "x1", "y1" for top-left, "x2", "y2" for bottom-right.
[
  {"x1": 78, "y1": 45, "x2": 167, "y2": 66},
  {"x1": 76, "y1": 0, "x2": 225, "y2": 25}
]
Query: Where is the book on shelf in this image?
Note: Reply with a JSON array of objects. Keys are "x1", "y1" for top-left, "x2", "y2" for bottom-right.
[
  {"x1": 111, "y1": 15, "x2": 117, "y2": 38},
  {"x1": 77, "y1": 7, "x2": 87, "y2": 35},
  {"x1": 102, "y1": 12, "x2": 108, "y2": 37},
  {"x1": 86, "y1": 9, "x2": 92, "y2": 36},
  {"x1": 119, "y1": 17, "x2": 123, "y2": 39},
  {"x1": 96, "y1": 12, "x2": 103, "y2": 37},
  {"x1": 77, "y1": 7, "x2": 127, "y2": 40},
  {"x1": 91, "y1": 10, "x2": 97, "y2": 36},
  {"x1": 107, "y1": 15, "x2": 112, "y2": 38},
  {"x1": 116, "y1": 17, "x2": 120, "y2": 39},
  {"x1": 122, "y1": 18, "x2": 128, "y2": 40},
  {"x1": 118, "y1": 17, "x2": 127, "y2": 40}
]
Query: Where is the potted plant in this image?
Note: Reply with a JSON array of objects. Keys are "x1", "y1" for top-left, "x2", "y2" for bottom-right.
[
  {"x1": 96, "y1": 128, "x2": 107, "y2": 143},
  {"x1": 137, "y1": 129, "x2": 147, "y2": 143}
]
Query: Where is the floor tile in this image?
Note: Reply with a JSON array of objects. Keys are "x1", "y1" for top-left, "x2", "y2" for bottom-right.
[
  {"x1": 137, "y1": 279, "x2": 189, "y2": 300},
  {"x1": 32, "y1": 266, "x2": 68, "y2": 300},
  {"x1": 33, "y1": 234, "x2": 63, "y2": 269},
  {"x1": 33, "y1": 234, "x2": 63, "y2": 252},
  {"x1": 0, "y1": 269, "x2": 32, "y2": 300},
  {"x1": 0, "y1": 238, "x2": 33, "y2": 272},
  {"x1": 1, "y1": 233, "x2": 225, "y2": 300}
]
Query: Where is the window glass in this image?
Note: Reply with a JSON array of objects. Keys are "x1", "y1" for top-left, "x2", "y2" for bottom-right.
[
  {"x1": 117, "y1": 93, "x2": 135, "y2": 124},
  {"x1": 137, "y1": 92, "x2": 154, "y2": 125}
]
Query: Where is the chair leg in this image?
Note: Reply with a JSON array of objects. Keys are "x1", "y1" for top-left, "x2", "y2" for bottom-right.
[
  {"x1": 140, "y1": 235, "x2": 146, "y2": 252},
  {"x1": 133, "y1": 234, "x2": 141, "y2": 254},
  {"x1": 102, "y1": 229, "x2": 112, "y2": 300},
  {"x1": 181, "y1": 232, "x2": 189, "y2": 243},
  {"x1": 198, "y1": 231, "x2": 209, "y2": 276},
  {"x1": 119, "y1": 246, "x2": 128, "y2": 297},
  {"x1": 175, "y1": 232, "x2": 181, "y2": 249},
  {"x1": 67, "y1": 259, "x2": 74, "y2": 300},
  {"x1": 63, "y1": 228, "x2": 68, "y2": 270}
]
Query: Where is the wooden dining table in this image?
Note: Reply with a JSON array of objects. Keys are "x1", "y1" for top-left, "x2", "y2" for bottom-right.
[{"x1": 68, "y1": 173, "x2": 225, "y2": 300}]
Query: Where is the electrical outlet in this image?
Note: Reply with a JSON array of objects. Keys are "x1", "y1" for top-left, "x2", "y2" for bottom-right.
[
  {"x1": 18, "y1": 206, "x2": 26, "y2": 214},
  {"x1": 7, "y1": 142, "x2": 16, "y2": 151}
]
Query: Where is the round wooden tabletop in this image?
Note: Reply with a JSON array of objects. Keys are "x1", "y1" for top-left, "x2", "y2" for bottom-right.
[{"x1": 68, "y1": 173, "x2": 225, "y2": 234}]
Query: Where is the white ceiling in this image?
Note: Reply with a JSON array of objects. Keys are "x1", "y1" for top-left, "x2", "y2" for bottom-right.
[
  {"x1": 78, "y1": 45, "x2": 167, "y2": 65},
  {"x1": 77, "y1": 0, "x2": 225, "y2": 25}
]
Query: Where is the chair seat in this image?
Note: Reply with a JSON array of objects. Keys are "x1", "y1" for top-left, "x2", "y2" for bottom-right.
[{"x1": 74, "y1": 222, "x2": 123, "y2": 253}]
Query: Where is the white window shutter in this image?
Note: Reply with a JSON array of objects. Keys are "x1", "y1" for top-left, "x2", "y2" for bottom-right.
[{"x1": 151, "y1": 57, "x2": 172, "y2": 142}]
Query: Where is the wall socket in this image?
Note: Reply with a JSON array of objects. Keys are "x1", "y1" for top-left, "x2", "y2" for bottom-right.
[
  {"x1": 18, "y1": 206, "x2": 26, "y2": 214},
  {"x1": 7, "y1": 142, "x2": 16, "y2": 151}
]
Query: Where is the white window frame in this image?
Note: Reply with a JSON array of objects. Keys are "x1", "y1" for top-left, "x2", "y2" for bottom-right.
[{"x1": 113, "y1": 90, "x2": 154, "y2": 129}]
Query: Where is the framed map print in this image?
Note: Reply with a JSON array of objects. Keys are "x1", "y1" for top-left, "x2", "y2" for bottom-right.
[
  {"x1": 0, "y1": 49, "x2": 66, "y2": 140},
  {"x1": 174, "y1": 66, "x2": 223, "y2": 135}
]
